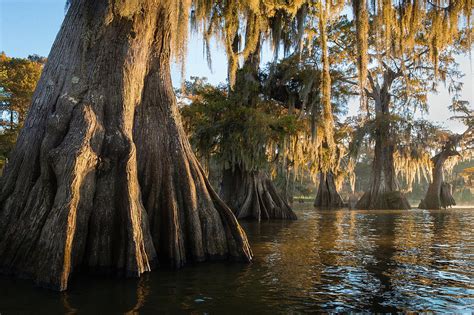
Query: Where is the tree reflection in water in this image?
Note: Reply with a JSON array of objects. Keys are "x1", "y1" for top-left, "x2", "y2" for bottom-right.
[{"x1": 0, "y1": 206, "x2": 473, "y2": 313}]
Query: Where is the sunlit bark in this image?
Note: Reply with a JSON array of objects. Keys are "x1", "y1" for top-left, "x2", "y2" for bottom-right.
[{"x1": 0, "y1": 0, "x2": 251, "y2": 291}]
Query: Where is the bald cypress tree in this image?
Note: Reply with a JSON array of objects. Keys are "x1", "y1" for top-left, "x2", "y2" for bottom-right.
[
  {"x1": 420, "y1": 109, "x2": 473, "y2": 209},
  {"x1": 0, "y1": 0, "x2": 251, "y2": 291},
  {"x1": 0, "y1": 0, "x2": 471, "y2": 290}
]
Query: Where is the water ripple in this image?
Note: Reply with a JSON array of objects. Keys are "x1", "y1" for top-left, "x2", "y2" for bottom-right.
[{"x1": 0, "y1": 207, "x2": 473, "y2": 313}]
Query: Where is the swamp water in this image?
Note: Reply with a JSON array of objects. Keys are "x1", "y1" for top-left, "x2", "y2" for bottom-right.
[{"x1": 0, "y1": 206, "x2": 473, "y2": 313}]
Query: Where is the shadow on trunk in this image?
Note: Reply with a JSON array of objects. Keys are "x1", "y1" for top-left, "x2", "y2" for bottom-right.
[
  {"x1": 0, "y1": 1, "x2": 251, "y2": 291},
  {"x1": 355, "y1": 124, "x2": 411, "y2": 210},
  {"x1": 355, "y1": 68, "x2": 410, "y2": 210},
  {"x1": 220, "y1": 166, "x2": 297, "y2": 221},
  {"x1": 314, "y1": 171, "x2": 345, "y2": 209},
  {"x1": 419, "y1": 134, "x2": 461, "y2": 209}
]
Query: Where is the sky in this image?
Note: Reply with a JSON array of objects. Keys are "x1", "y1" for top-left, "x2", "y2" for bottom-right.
[{"x1": 1, "y1": 0, "x2": 472, "y2": 133}]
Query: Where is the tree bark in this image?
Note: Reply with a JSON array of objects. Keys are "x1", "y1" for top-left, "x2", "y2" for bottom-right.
[
  {"x1": 280, "y1": 169, "x2": 294, "y2": 205},
  {"x1": 419, "y1": 137, "x2": 460, "y2": 209},
  {"x1": 0, "y1": 0, "x2": 251, "y2": 291},
  {"x1": 219, "y1": 32, "x2": 295, "y2": 221},
  {"x1": 356, "y1": 115, "x2": 410, "y2": 210},
  {"x1": 220, "y1": 166, "x2": 297, "y2": 221},
  {"x1": 314, "y1": 171, "x2": 345, "y2": 209},
  {"x1": 356, "y1": 72, "x2": 410, "y2": 210},
  {"x1": 133, "y1": 6, "x2": 251, "y2": 268}
]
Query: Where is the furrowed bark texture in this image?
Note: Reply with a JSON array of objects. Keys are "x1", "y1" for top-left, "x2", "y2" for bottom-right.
[
  {"x1": 133, "y1": 6, "x2": 251, "y2": 268},
  {"x1": 314, "y1": 171, "x2": 344, "y2": 209},
  {"x1": 0, "y1": 0, "x2": 251, "y2": 291},
  {"x1": 220, "y1": 167, "x2": 297, "y2": 221},
  {"x1": 419, "y1": 137, "x2": 460, "y2": 209},
  {"x1": 356, "y1": 70, "x2": 410, "y2": 210}
]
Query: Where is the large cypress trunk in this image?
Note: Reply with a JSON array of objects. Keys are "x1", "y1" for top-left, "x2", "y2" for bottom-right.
[
  {"x1": 0, "y1": 0, "x2": 251, "y2": 291},
  {"x1": 218, "y1": 33, "x2": 295, "y2": 221},
  {"x1": 133, "y1": 6, "x2": 251, "y2": 268},
  {"x1": 419, "y1": 138, "x2": 460, "y2": 209},
  {"x1": 356, "y1": 116, "x2": 410, "y2": 210},
  {"x1": 314, "y1": 171, "x2": 344, "y2": 209},
  {"x1": 356, "y1": 74, "x2": 410, "y2": 210},
  {"x1": 220, "y1": 166, "x2": 297, "y2": 221}
]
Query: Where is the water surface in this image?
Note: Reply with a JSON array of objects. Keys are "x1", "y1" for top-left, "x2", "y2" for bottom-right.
[{"x1": 1, "y1": 206, "x2": 473, "y2": 313}]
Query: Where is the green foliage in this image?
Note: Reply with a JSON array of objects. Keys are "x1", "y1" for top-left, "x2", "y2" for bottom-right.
[
  {"x1": 0, "y1": 129, "x2": 18, "y2": 158},
  {"x1": 0, "y1": 52, "x2": 44, "y2": 159},
  {"x1": 181, "y1": 83, "x2": 300, "y2": 172},
  {"x1": 263, "y1": 54, "x2": 320, "y2": 112}
]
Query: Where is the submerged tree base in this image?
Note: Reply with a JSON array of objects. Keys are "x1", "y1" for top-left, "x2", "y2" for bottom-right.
[
  {"x1": 356, "y1": 191, "x2": 411, "y2": 210},
  {"x1": 314, "y1": 172, "x2": 345, "y2": 209},
  {"x1": 220, "y1": 167, "x2": 297, "y2": 221},
  {"x1": 419, "y1": 182, "x2": 456, "y2": 209},
  {"x1": 0, "y1": 1, "x2": 252, "y2": 291}
]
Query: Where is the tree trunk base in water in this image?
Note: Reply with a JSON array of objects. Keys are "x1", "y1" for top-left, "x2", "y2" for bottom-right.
[
  {"x1": 220, "y1": 167, "x2": 297, "y2": 221},
  {"x1": 314, "y1": 172, "x2": 345, "y2": 209},
  {"x1": 0, "y1": 2, "x2": 252, "y2": 291},
  {"x1": 356, "y1": 191, "x2": 411, "y2": 210},
  {"x1": 419, "y1": 181, "x2": 456, "y2": 210}
]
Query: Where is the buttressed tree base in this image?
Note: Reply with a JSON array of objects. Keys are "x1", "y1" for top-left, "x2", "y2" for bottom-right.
[
  {"x1": 314, "y1": 171, "x2": 345, "y2": 209},
  {"x1": 419, "y1": 134, "x2": 463, "y2": 209},
  {"x1": 0, "y1": 0, "x2": 251, "y2": 291},
  {"x1": 221, "y1": 167, "x2": 297, "y2": 221}
]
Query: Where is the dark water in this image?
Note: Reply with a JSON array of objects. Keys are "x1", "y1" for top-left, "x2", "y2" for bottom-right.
[{"x1": 1, "y1": 207, "x2": 473, "y2": 314}]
